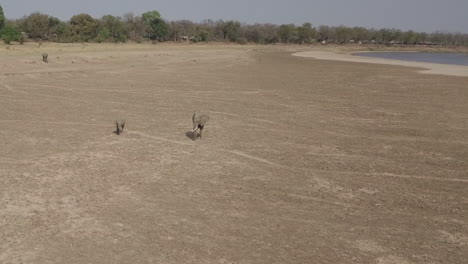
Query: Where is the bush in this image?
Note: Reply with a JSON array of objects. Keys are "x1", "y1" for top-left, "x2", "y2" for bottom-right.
[
  {"x1": 198, "y1": 30, "x2": 209, "y2": 42},
  {"x1": 96, "y1": 28, "x2": 111, "y2": 43},
  {"x1": 0, "y1": 26, "x2": 21, "y2": 44},
  {"x1": 223, "y1": 21, "x2": 241, "y2": 41},
  {"x1": 56, "y1": 22, "x2": 71, "y2": 42},
  {"x1": 99, "y1": 15, "x2": 128, "y2": 43},
  {"x1": 70, "y1": 14, "x2": 99, "y2": 42},
  {"x1": 21, "y1": 13, "x2": 50, "y2": 39},
  {"x1": 191, "y1": 36, "x2": 201, "y2": 43},
  {"x1": 114, "y1": 34, "x2": 127, "y2": 43},
  {"x1": 148, "y1": 18, "x2": 169, "y2": 41}
]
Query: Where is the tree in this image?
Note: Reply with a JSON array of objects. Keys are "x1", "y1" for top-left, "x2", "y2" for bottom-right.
[
  {"x1": 318, "y1": 25, "x2": 331, "y2": 42},
  {"x1": 212, "y1": 20, "x2": 226, "y2": 40},
  {"x1": 69, "y1": 13, "x2": 98, "y2": 41},
  {"x1": 197, "y1": 30, "x2": 209, "y2": 41},
  {"x1": 222, "y1": 20, "x2": 241, "y2": 41},
  {"x1": 98, "y1": 15, "x2": 127, "y2": 42},
  {"x1": 56, "y1": 22, "x2": 71, "y2": 41},
  {"x1": 21, "y1": 13, "x2": 50, "y2": 39},
  {"x1": 141, "y1": 10, "x2": 168, "y2": 41},
  {"x1": 278, "y1": 24, "x2": 298, "y2": 43},
  {"x1": 0, "y1": 7, "x2": 466, "y2": 46},
  {"x1": 351, "y1": 27, "x2": 369, "y2": 42},
  {"x1": 297, "y1": 23, "x2": 316, "y2": 44},
  {"x1": 375, "y1": 28, "x2": 394, "y2": 44},
  {"x1": 141, "y1": 10, "x2": 161, "y2": 24},
  {"x1": 401, "y1": 30, "x2": 415, "y2": 44},
  {"x1": 335, "y1": 25, "x2": 352, "y2": 44},
  {"x1": 390, "y1": 29, "x2": 402, "y2": 43},
  {"x1": 168, "y1": 21, "x2": 183, "y2": 41},
  {"x1": 242, "y1": 23, "x2": 279, "y2": 44},
  {"x1": 169, "y1": 20, "x2": 196, "y2": 41},
  {"x1": 148, "y1": 18, "x2": 169, "y2": 40},
  {"x1": 123, "y1": 13, "x2": 146, "y2": 42},
  {"x1": 0, "y1": 25, "x2": 21, "y2": 44},
  {"x1": 48, "y1": 16, "x2": 61, "y2": 34},
  {"x1": 0, "y1": 4, "x2": 5, "y2": 31},
  {"x1": 195, "y1": 20, "x2": 219, "y2": 41}
]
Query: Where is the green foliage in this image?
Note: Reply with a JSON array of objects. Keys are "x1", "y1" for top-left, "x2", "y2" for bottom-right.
[
  {"x1": 56, "y1": 22, "x2": 71, "y2": 41},
  {"x1": 190, "y1": 35, "x2": 201, "y2": 43},
  {"x1": 98, "y1": 15, "x2": 127, "y2": 42},
  {"x1": 147, "y1": 17, "x2": 169, "y2": 40},
  {"x1": 141, "y1": 10, "x2": 168, "y2": 41},
  {"x1": 48, "y1": 16, "x2": 61, "y2": 38},
  {"x1": 0, "y1": 8, "x2": 465, "y2": 46},
  {"x1": 335, "y1": 25, "x2": 352, "y2": 43},
  {"x1": 21, "y1": 13, "x2": 50, "y2": 39},
  {"x1": 243, "y1": 24, "x2": 278, "y2": 44},
  {"x1": 141, "y1": 10, "x2": 161, "y2": 24},
  {"x1": 0, "y1": 25, "x2": 21, "y2": 44},
  {"x1": 70, "y1": 13, "x2": 98, "y2": 42},
  {"x1": 96, "y1": 28, "x2": 111, "y2": 43},
  {"x1": 278, "y1": 24, "x2": 298, "y2": 43},
  {"x1": 49, "y1": 16, "x2": 60, "y2": 27},
  {"x1": 198, "y1": 30, "x2": 209, "y2": 41},
  {"x1": 222, "y1": 21, "x2": 241, "y2": 41},
  {"x1": 352, "y1": 27, "x2": 369, "y2": 41},
  {"x1": 168, "y1": 20, "x2": 197, "y2": 41},
  {"x1": 123, "y1": 13, "x2": 146, "y2": 42},
  {"x1": 0, "y1": 5, "x2": 5, "y2": 30},
  {"x1": 318, "y1": 25, "x2": 332, "y2": 42},
  {"x1": 298, "y1": 23, "x2": 316, "y2": 44}
]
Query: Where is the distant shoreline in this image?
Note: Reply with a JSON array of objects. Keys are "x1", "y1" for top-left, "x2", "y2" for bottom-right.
[{"x1": 293, "y1": 50, "x2": 468, "y2": 77}]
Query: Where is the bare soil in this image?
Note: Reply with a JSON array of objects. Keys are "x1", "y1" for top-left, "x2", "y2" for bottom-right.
[{"x1": 0, "y1": 43, "x2": 467, "y2": 264}]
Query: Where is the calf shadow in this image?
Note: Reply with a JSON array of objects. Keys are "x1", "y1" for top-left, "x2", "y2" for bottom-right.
[
  {"x1": 186, "y1": 131, "x2": 203, "y2": 141},
  {"x1": 186, "y1": 131, "x2": 196, "y2": 140}
]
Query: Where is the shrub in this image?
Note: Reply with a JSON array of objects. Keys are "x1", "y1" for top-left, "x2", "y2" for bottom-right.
[
  {"x1": 222, "y1": 21, "x2": 241, "y2": 41},
  {"x1": 148, "y1": 18, "x2": 169, "y2": 41},
  {"x1": 21, "y1": 13, "x2": 50, "y2": 39},
  {"x1": 70, "y1": 14, "x2": 99, "y2": 42},
  {"x1": 0, "y1": 26, "x2": 21, "y2": 44},
  {"x1": 198, "y1": 30, "x2": 209, "y2": 42},
  {"x1": 56, "y1": 22, "x2": 71, "y2": 42},
  {"x1": 96, "y1": 28, "x2": 111, "y2": 43},
  {"x1": 99, "y1": 15, "x2": 127, "y2": 43},
  {"x1": 191, "y1": 36, "x2": 201, "y2": 43}
]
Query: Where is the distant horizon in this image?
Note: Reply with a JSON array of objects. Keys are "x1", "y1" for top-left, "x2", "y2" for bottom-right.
[{"x1": 1, "y1": 0, "x2": 468, "y2": 34}]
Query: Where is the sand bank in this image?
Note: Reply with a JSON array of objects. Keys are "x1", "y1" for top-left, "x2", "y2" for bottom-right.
[{"x1": 293, "y1": 51, "x2": 468, "y2": 77}]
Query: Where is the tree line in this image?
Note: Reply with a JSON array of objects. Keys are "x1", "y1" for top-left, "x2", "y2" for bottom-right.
[{"x1": 0, "y1": 6, "x2": 467, "y2": 46}]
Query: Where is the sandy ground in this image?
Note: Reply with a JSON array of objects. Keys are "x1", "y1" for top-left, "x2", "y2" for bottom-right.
[
  {"x1": 293, "y1": 51, "x2": 468, "y2": 77},
  {"x1": 0, "y1": 43, "x2": 467, "y2": 264}
]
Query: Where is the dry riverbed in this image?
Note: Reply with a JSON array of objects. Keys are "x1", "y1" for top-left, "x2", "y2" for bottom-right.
[{"x1": 1, "y1": 43, "x2": 467, "y2": 264}]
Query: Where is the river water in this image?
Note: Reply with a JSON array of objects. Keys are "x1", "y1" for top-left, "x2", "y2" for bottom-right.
[{"x1": 355, "y1": 52, "x2": 468, "y2": 66}]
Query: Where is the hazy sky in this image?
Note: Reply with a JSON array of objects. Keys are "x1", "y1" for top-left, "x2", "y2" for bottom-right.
[{"x1": 1, "y1": 0, "x2": 467, "y2": 33}]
